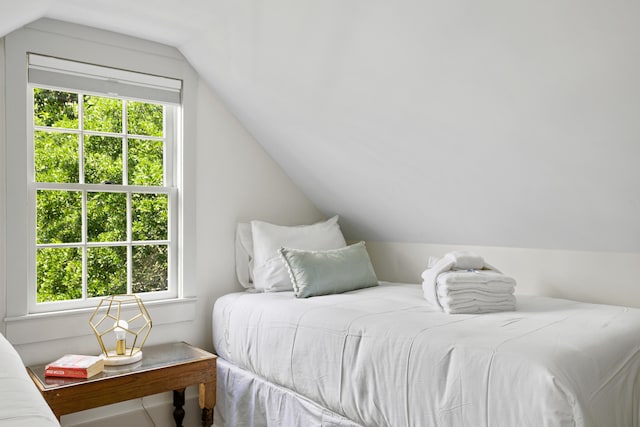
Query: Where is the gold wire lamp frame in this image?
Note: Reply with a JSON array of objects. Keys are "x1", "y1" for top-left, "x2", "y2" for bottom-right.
[{"x1": 89, "y1": 295, "x2": 152, "y2": 366}]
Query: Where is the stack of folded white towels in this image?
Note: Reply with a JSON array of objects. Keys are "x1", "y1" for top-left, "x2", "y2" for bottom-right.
[{"x1": 421, "y1": 251, "x2": 516, "y2": 314}]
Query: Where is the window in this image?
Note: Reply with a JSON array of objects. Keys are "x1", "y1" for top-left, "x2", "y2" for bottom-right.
[
  {"x1": 4, "y1": 20, "x2": 197, "y2": 343},
  {"x1": 27, "y1": 54, "x2": 181, "y2": 312}
]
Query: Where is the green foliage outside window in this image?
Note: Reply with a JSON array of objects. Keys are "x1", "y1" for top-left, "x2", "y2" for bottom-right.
[{"x1": 34, "y1": 88, "x2": 169, "y2": 303}]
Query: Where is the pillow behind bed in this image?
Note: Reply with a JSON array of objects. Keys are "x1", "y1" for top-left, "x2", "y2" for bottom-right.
[
  {"x1": 279, "y1": 241, "x2": 378, "y2": 298},
  {"x1": 251, "y1": 216, "x2": 347, "y2": 292},
  {"x1": 235, "y1": 223, "x2": 255, "y2": 289}
]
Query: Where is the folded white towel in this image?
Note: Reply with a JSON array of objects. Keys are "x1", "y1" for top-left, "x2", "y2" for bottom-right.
[
  {"x1": 443, "y1": 251, "x2": 485, "y2": 270},
  {"x1": 438, "y1": 287, "x2": 515, "y2": 299},
  {"x1": 438, "y1": 269, "x2": 515, "y2": 286},
  {"x1": 437, "y1": 283, "x2": 516, "y2": 296},
  {"x1": 421, "y1": 251, "x2": 516, "y2": 314},
  {"x1": 421, "y1": 257, "x2": 456, "y2": 308},
  {"x1": 439, "y1": 293, "x2": 516, "y2": 306},
  {"x1": 422, "y1": 251, "x2": 499, "y2": 307},
  {"x1": 442, "y1": 296, "x2": 517, "y2": 314}
]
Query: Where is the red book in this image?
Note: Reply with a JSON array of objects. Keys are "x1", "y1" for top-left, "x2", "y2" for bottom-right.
[{"x1": 44, "y1": 354, "x2": 105, "y2": 379}]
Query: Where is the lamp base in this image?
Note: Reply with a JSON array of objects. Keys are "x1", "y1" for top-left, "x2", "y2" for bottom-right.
[{"x1": 101, "y1": 348, "x2": 143, "y2": 366}]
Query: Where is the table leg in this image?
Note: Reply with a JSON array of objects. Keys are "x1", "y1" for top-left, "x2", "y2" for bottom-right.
[
  {"x1": 173, "y1": 388, "x2": 186, "y2": 427},
  {"x1": 199, "y1": 382, "x2": 215, "y2": 427}
]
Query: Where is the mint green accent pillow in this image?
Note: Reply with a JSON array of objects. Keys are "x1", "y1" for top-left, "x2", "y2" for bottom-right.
[{"x1": 279, "y1": 241, "x2": 378, "y2": 298}]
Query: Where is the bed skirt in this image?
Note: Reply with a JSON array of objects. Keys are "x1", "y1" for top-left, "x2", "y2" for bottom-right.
[{"x1": 214, "y1": 358, "x2": 363, "y2": 427}]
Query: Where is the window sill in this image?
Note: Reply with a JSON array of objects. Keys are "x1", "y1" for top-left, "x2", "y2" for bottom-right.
[{"x1": 3, "y1": 297, "x2": 196, "y2": 345}]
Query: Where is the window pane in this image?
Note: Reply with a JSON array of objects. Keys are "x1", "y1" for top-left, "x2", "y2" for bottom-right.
[
  {"x1": 128, "y1": 139, "x2": 163, "y2": 186},
  {"x1": 127, "y1": 101, "x2": 163, "y2": 137},
  {"x1": 84, "y1": 136, "x2": 123, "y2": 184},
  {"x1": 132, "y1": 245, "x2": 168, "y2": 293},
  {"x1": 87, "y1": 192, "x2": 127, "y2": 242},
  {"x1": 36, "y1": 247, "x2": 82, "y2": 302},
  {"x1": 34, "y1": 131, "x2": 79, "y2": 183},
  {"x1": 132, "y1": 194, "x2": 168, "y2": 241},
  {"x1": 84, "y1": 95, "x2": 122, "y2": 133},
  {"x1": 36, "y1": 190, "x2": 82, "y2": 244},
  {"x1": 87, "y1": 246, "x2": 127, "y2": 297},
  {"x1": 33, "y1": 88, "x2": 78, "y2": 129}
]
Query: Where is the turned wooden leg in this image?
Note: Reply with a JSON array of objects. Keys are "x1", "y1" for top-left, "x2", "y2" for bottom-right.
[
  {"x1": 201, "y1": 407, "x2": 213, "y2": 427},
  {"x1": 199, "y1": 382, "x2": 215, "y2": 427},
  {"x1": 173, "y1": 388, "x2": 186, "y2": 427}
]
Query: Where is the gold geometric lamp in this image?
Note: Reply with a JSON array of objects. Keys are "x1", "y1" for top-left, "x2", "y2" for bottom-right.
[{"x1": 89, "y1": 295, "x2": 152, "y2": 366}]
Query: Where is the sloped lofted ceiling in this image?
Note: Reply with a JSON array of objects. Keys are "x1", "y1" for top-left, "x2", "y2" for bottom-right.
[{"x1": 3, "y1": 0, "x2": 640, "y2": 252}]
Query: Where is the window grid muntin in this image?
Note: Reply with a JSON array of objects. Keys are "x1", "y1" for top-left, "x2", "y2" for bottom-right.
[{"x1": 31, "y1": 84, "x2": 175, "y2": 310}]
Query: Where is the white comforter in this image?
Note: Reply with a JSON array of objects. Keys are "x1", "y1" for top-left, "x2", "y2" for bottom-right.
[
  {"x1": 0, "y1": 334, "x2": 60, "y2": 427},
  {"x1": 213, "y1": 282, "x2": 640, "y2": 427}
]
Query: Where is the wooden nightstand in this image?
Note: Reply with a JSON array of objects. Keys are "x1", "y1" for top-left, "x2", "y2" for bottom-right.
[{"x1": 27, "y1": 341, "x2": 217, "y2": 427}]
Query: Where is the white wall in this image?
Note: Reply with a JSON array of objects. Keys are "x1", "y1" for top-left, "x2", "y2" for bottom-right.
[
  {"x1": 182, "y1": 1, "x2": 640, "y2": 312},
  {"x1": 1, "y1": 8, "x2": 638, "y2": 425},
  {"x1": 184, "y1": 0, "x2": 640, "y2": 256},
  {"x1": 366, "y1": 241, "x2": 640, "y2": 308},
  {"x1": 190, "y1": 77, "x2": 325, "y2": 352},
  {"x1": 0, "y1": 19, "x2": 321, "y2": 360},
  {"x1": 1, "y1": 21, "x2": 322, "y2": 427}
]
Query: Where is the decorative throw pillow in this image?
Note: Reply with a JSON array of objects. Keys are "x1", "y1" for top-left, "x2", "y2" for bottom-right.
[
  {"x1": 279, "y1": 241, "x2": 378, "y2": 298},
  {"x1": 251, "y1": 216, "x2": 346, "y2": 292}
]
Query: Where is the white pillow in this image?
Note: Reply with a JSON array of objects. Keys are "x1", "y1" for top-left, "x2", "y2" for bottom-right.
[
  {"x1": 251, "y1": 216, "x2": 346, "y2": 292},
  {"x1": 235, "y1": 223, "x2": 254, "y2": 289}
]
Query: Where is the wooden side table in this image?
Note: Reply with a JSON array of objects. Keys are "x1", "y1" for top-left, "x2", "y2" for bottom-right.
[{"x1": 27, "y1": 342, "x2": 217, "y2": 427}]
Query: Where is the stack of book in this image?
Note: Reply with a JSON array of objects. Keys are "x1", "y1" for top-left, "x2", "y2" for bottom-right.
[{"x1": 44, "y1": 354, "x2": 105, "y2": 379}]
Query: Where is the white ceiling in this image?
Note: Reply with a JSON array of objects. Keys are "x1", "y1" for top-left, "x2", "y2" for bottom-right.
[{"x1": 3, "y1": 0, "x2": 640, "y2": 252}]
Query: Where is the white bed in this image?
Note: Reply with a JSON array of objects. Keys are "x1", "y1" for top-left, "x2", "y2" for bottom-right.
[
  {"x1": 213, "y1": 282, "x2": 640, "y2": 427},
  {"x1": 0, "y1": 333, "x2": 60, "y2": 426}
]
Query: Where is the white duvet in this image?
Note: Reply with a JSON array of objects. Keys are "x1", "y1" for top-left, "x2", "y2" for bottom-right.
[{"x1": 213, "y1": 282, "x2": 640, "y2": 427}]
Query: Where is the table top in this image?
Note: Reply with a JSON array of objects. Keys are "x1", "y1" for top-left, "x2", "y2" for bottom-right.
[{"x1": 28, "y1": 341, "x2": 215, "y2": 390}]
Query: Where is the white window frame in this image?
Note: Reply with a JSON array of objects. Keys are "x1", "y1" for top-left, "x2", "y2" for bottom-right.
[
  {"x1": 3, "y1": 19, "x2": 197, "y2": 344},
  {"x1": 27, "y1": 80, "x2": 179, "y2": 313}
]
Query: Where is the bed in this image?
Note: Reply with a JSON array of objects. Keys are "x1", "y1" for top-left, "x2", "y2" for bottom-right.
[
  {"x1": 0, "y1": 333, "x2": 60, "y2": 426},
  {"x1": 215, "y1": 217, "x2": 640, "y2": 426},
  {"x1": 213, "y1": 281, "x2": 640, "y2": 427}
]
